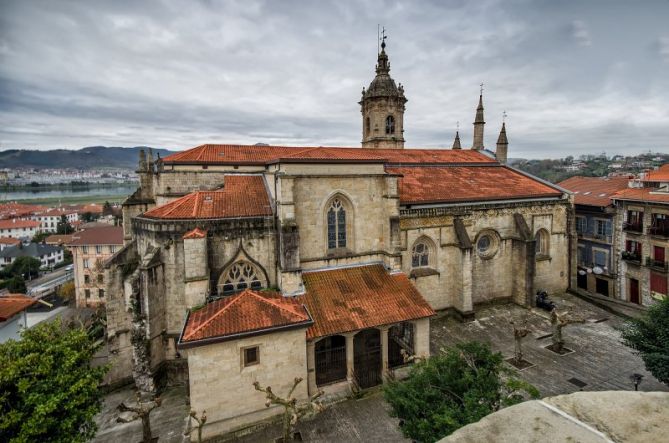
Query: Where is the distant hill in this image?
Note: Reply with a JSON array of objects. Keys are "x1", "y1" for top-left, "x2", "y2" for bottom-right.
[{"x1": 0, "y1": 146, "x2": 176, "y2": 169}]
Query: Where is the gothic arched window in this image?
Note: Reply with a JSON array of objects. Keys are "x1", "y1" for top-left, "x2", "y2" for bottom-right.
[
  {"x1": 411, "y1": 242, "x2": 430, "y2": 268},
  {"x1": 218, "y1": 261, "x2": 266, "y2": 296},
  {"x1": 535, "y1": 229, "x2": 550, "y2": 257},
  {"x1": 327, "y1": 198, "x2": 347, "y2": 250},
  {"x1": 385, "y1": 115, "x2": 395, "y2": 134}
]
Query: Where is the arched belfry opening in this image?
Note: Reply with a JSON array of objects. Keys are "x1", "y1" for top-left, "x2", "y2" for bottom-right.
[{"x1": 359, "y1": 29, "x2": 407, "y2": 149}]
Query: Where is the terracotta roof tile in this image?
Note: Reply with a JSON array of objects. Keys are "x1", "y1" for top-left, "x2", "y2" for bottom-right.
[
  {"x1": 142, "y1": 175, "x2": 272, "y2": 220},
  {"x1": 612, "y1": 187, "x2": 669, "y2": 204},
  {"x1": 558, "y1": 176, "x2": 631, "y2": 207},
  {"x1": 642, "y1": 164, "x2": 669, "y2": 183},
  {"x1": 299, "y1": 264, "x2": 435, "y2": 339},
  {"x1": 44, "y1": 234, "x2": 75, "y2": 245},
  {"x1": 0, "y1": 219, "x2": 41, "y2": 230},
  {"x1": 0, "y1": 237, "x2": 21, "y2": 245},
  {"x1": 183, "y1": 228, "x2": 207, "y2": 239},
  {"x1": 0, "y1": 203, "x2": 46, "y2": 220},
  {"x1": 387, "y1": 165, "x2": 562, "y2": 205},
  {"x1": 179, "y1": 289, "x2": 312, "y2": 345},
  {"x1": 67, "y1": 226, "x2": 124, "y2": 246},
  {"x1": 0, "y1": 294, "x2": 36, "y2": 321},
  {"x1": 161, "y1": 144, "x2": 495, "y2": 165}
]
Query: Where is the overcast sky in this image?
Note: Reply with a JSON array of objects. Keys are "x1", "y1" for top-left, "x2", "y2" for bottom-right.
[{"x1": 1, "y1": 0, "x2": 668, "y2": 159}]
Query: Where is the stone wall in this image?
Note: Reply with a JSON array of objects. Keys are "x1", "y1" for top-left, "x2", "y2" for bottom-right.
[{"x1": 184, "y1": 328, "x2": 309, "y2": 439}]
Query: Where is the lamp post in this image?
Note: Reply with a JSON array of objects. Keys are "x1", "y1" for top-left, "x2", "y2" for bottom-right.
[{"x1": 630, "y1": 373, "x2": 643, "y2": 391}]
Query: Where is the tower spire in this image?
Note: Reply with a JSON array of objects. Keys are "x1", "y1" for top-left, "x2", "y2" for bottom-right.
[
  {"x1": 496, "y1": 112, "x2": 508, "y2": 164},
  {"x1": 472, "y1": 84, "x2": 485, "y2": 150},
  {"x1": 360, "y1": 28, "x2": 407, "y2": 149},
  {"x1": 452, "y1": 121, "x2": 461, "y2": 149}
]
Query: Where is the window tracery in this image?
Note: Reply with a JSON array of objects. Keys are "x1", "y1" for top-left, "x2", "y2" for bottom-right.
[
  {"x1": 327, "y1": 198, "x2": 347, "y2": 249},
  {"x1": 385, "y1": 115, "x2": 395, "y2": 134},
  {"x1": 411, "y1": 242, "x2": 429, "y2": 267},
  {"x1": 218, "y1": 261, "x2": 266, "y2": 295}
]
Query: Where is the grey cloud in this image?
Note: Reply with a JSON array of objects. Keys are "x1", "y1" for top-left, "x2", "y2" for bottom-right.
[{"x1": 0, "y1": 0, "x2": 668, "y2": 158}]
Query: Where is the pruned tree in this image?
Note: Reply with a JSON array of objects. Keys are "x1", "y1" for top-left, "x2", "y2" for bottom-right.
[
  {"x1": 118, "y1": 392, "x2": 162, "y2": 443},
  {"x1": 510, "y1": 317, "x2": 531, "y2": 363},
  {"x1": 186, "y1": 410, "x2": 207, "y2": 443},
  {"x1": 253, "y1": 377, "x2": 324, "y2": 442},
  {"x1": 550, "y1": 309, "x2": 584, "y2": 353}
]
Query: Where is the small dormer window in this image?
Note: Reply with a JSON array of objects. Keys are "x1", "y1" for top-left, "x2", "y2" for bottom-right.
[{"x1": 385, "y1": 115, "x2": 395, "y2": 134}]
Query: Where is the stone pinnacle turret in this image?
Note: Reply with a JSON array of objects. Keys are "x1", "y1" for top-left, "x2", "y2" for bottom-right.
[
  {"x1": 496, "y1": 121, "x2": 508, "y2": 164},
  {"x1": 472, "y1": 86, "x2": 485, "y2": 150},
  {"x1": 452, "y1": 130, "x2": 462, "y2": 150}
]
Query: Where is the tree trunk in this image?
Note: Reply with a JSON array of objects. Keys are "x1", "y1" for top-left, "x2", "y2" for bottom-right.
[
  {"x1": 552, "y1": 324, "x2": 563, "y2": 352},
  {"x1": 283, "y1": 408, "x2": 292, "y2": 442},
  {"x1": 142, "y1": 414, "x2": 153, "y2": 443},
  {"x1": 514, "y1": 337, "x2": 523, "y2": 362}
]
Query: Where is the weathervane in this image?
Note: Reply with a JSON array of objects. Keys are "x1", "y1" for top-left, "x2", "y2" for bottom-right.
[
  {"x1": 480, "y1": 82, "x2": 484, "y2": 95},
  {"x1": 502, "y1": 111, "x2": 507, "y2": 123},
  {"x1": 378, "y1": 25, "x2": 387, "y2": 52},
  {"x1": 456, "y1": 121, "x2": 460, "y2": 131}
]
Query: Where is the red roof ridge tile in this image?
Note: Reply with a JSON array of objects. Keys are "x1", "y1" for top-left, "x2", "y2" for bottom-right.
[
  {"x1": 183, "y1": 227, "x2": 207, "y2": 239},
  {"x1": 182, "y1": 292, "x2": 247, "y2": 341},
  {"x1": 246, "y1": 290, "x2": 308, "y2": 319}
]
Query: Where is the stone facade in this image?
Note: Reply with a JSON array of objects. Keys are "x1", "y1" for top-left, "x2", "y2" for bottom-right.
[{"x1": 185, "y1": 328, "x2": 309, "y2": 438}]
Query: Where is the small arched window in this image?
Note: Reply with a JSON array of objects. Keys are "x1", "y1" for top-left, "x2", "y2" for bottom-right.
[
  {"x1": 535, "y1": 229, "x2": 550, "y2": 257},
  {"x1": 327, "y1": 198, "x2": 347, "y2": 250},
  {"x1": 411, "y1": 242, "x2": 429, "y2": 267},
  {"x1": 218, "y1": 261, "x2": 266, "y2": 296},
  {"x1": 366, "y1": 117, "x2": 371, "y2": 134},
  {"x1": 385, "y1": 115, "x2": 395, "y2": 134}
]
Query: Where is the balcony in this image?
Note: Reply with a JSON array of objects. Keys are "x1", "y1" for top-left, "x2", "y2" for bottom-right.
[
  {"x1": 623, "y1": 222, "x2": 643, "y2": 234},
  {"x1": 621, "y1": 251, "x2": 642, "y2": 265},
  {"x1": 646, "y1": 257, "x2": 669, "y2": 272},
  {"x1": 649, "y1": 225, "x2": 669, "y2": 239},
  {"x1": 576, "y1": 231, "x2": 612, "y2": 244}
]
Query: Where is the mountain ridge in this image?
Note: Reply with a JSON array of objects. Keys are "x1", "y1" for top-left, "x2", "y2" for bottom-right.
[{"x1": 0, "y1": 146, "x2": 177, "y2": 169}]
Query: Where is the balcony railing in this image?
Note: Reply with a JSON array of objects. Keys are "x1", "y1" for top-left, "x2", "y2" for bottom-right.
[
  {"x1": 623, "y1": 222, "x2": 643, "y2": 233},
  {"x1": 646, "y1": 257, "x2": 669, "y2": 272},
  {"x1": 576, "y1": 231, "x2": 612, "y2": 243},
  {"x1": 621, "y1": 251, "x2": 642, "y2": 264},
  {"x1": 649, "y1": 225, "x2": 669, "y2": 238}
]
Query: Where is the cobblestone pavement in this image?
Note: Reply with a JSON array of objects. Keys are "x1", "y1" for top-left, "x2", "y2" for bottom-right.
[
  {"x1": 431, "y1": 292, "x2": 668, "y2": 396},
  {"x1": 232, "y1": 390, "x2": 408, "y2": 443},
  {"x1": 93, "y1": 293, "x2": 666, "y2": 442},
  {"x1": 93, "y1": 385, "x2": 189, "y2": 443}
]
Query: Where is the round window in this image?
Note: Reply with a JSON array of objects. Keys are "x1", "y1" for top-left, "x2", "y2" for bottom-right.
[{"x1": 477, "y1": 235, "x2": 491, "y2": 254}]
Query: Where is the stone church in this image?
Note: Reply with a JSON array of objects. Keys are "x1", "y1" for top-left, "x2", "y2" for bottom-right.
[{"x1": 104, "y1": 40, "x2": 571, "y2": 438}]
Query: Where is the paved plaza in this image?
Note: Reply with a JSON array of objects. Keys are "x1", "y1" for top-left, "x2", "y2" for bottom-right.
[{"x1": 93, "y1": 293, "x2": 667, "y2": 442}]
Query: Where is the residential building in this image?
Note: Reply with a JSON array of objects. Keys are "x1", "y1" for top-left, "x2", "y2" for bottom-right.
[
  {"x1": 67, "y1": 226, "x2": 123, "y2": 307},
  {"x1": 0, "y1": 236, "x2": 21, "y2": 251},
  {"x1": 103, "y1": 40, "x2": 572, "y2": 438},
  {"x1": 0, "y1": 202, "x2": 45, "y2": 220},
  {"x1": 44, "y1": 234, "x2": 75, "y2": 246},
  {"x1": 613, "y1": 185, "x2": 669, "y2": 305},
  {"x1": 558, "y1": 176, "x2": 630, "y2": 299},
  {"x1": 0, "y1": 294, "x2": 36, "y2": 343},
  {"x1": 32, "y1": 207, "x2": 79, "y2": 233},
  {"x1": 0, "y1": 219, "x2": 40, "y2": 239},
  {"x1": 0, "y1": 242, "x2": 64, "y2": 270}
]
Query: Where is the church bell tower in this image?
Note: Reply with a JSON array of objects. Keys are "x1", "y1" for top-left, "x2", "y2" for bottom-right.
[{"x1": 360, "y1": 32, "x2": 407, "y2": 149}]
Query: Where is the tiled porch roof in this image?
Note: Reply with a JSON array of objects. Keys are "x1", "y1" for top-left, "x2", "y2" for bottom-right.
[
  {"x1": 299, "y1": 264, "x2": 435, "y2": 339},
  {"x1": 178, "y1": 289, "x2": 312, "y2": 347}
]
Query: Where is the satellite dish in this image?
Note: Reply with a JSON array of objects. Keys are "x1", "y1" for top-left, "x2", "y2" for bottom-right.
[
  {"x1": 578, "y1": 270, "x2": 586, "y2": 276},
  {"x1": 586, "y1": 268, "x2": 593, "y2": 274},
  {"x1": 593, "y1": 266, "x2": 603, "y2": 275}
]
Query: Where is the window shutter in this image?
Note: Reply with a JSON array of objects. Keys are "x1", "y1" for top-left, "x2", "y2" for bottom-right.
[{"x1": 650, "y1": 272, "x2": 668, "y2": 295}]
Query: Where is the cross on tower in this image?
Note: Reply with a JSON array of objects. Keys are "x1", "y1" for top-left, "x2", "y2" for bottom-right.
[
  {"x1": 503, "y1": 111, "x2": 507, "y2": 123},
  {"x1": 380, "y1": 26, "x2": 387, "y2": 50},
  {"x1": 480, "y1": 82, "x2": 484, "y2": 95}
]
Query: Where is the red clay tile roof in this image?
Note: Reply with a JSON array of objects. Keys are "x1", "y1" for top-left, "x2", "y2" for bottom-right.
[
  {"x1": 183, "y1": 228, "x2": 207, "y2": 239},
  {"x1": 179, "y1": 289, "x2": 312, "y2": 345},
  {"x1": 387, "y1": 165, "x2": 563, "y2": 205},
  {"x1": 0, "y1": 203, "x2": 46, "y2": 220},
  {"x1": 44, "y1": 234, "x2": 75, "y2": 245},
  {"x1": 161, "y1": 144, "x2": 495, "y2": 165},
  {"x1": 611, "y1": 187, "x2": 669, "y2": 204},
  {"x1": 142, "y1": 175, "x2": 272, "y2": 220},
  {"x1": 0, "y1": 294, "x2": 36, "y2": 321},
  {"x1": 0, "y1": 219, "x2": 41, "y2": 230},
  {"x1": 0, "y1": 236, "x2": 21, "y2": 245},
  {"x1": 558, "y1": 176, "x2": 631, "y2": 207},
  {"x1": 299, "y1": 264, "x2": 435, "y2": 339},
  {"x1": 67, "y1": 226, "x2": 124, "y2": 246},
  {"x1": 642, "y1": 164, "x2": 669, "y2": 183}
]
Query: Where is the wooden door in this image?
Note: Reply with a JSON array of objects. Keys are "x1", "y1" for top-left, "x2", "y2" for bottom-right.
[{"x1": 630, "y1": 278, "x2": 640, "y2": 304}]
